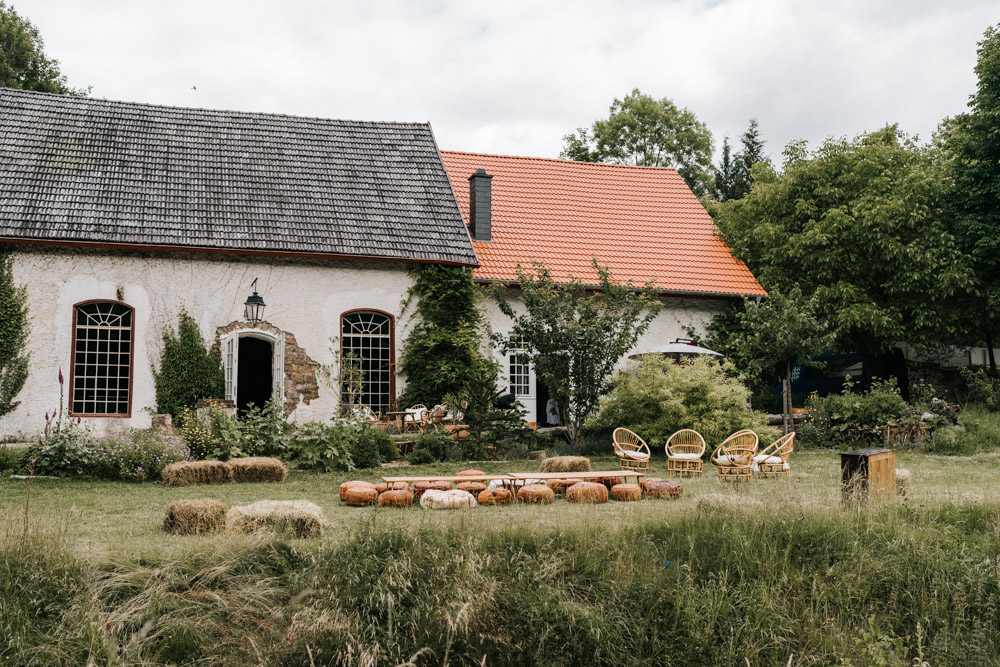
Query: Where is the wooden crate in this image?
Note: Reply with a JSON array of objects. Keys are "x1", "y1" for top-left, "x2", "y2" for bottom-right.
[{"x1": 841, "y1": 448, "x2": 896, "y2": 501}]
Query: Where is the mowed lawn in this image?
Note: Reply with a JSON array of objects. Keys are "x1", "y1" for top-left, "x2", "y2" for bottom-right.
[{"x1": 3, "y1": 449, "x2": 997, "y2": 561}]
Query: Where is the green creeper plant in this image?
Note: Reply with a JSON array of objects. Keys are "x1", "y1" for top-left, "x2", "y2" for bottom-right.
[
  {"x1": 0, "y1": 251, "x2": 29, "y2": 418},
  {"x1": 153, "y1": 312, "x2": 224, "y2": 419}
]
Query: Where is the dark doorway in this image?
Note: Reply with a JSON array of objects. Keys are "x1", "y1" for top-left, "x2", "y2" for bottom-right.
[
  {"x1": 537, "y1": 376, "x2": 553, "y2": 427},
  {"x1": 237, "y1": 336, "x2": 273, "y2": 413}
]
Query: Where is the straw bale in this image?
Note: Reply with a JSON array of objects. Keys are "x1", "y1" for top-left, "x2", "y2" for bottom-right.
[
  {"x1": 456, "y1": 469, "x2": 486, "y2": 477},
  {"x1": 340, "y1": 480, "x2": 375, "y2": 501},
  {"x1": 643, "y1": 480, "x2": 683, "y2": 500},
  {"x1": 610, "y1": 483, "x2": 641, "y2": 501},
  {"x1": 414, "y1": 481, "x2": 452, "y2": 498},
  {"x1": 456, "y1": 481, "x2": 487, "y2": 494},
  {"x1": 420, "y1": 489, "x2": 478, "y2": 509},
  {"x1": 696, "y1": 493, "x2": 763, "y2": 515},
  {"x1": 162, "y1": 460, "x2": 234, "y2": 487},
  {"x1": 228, "y1": 457, "x2": 288, "y2": 483},
  {"x1": 517, "y1": 484, "x2": 555, "y2": 504},
  {"x1": 378, "y1": 489, "x2": 414, "y2": 507},
  {"x1": 478, "y1": 488, "x2": 513, "y2": 505},
  {"x1": 227, "y1": 500, "x2": 325, "y2": 538},
  {"x1": 566, "y1": 481, "x2": 608, "y2": 504},
  {"x1": 896, "y1": 469, "x2": 911, "y2": 498},
  {"x1": 546, "y1": 479, "x2": 575, "y2": 495},
  {"x1": 539, "y1": 456, "x2": 591, "y2": 473},
  {"x1": 163, "y1": 498, "x2": 227, "y2": 534},
  {"x1": 344, "y1": 485, "x2": 379, "y2": 507}
]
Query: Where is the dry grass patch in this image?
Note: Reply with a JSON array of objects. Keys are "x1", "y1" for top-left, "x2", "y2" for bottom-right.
[
  {"x1": 228, "y1": 457, "x2": 287, "y2": 483},
  {"x1": 696, "y1": 492, "x2": 764, "y2": 515},
  {"x1": 163, "y1": 499, "x2": 227, "y2": 534},
  {"x1": 540, "y1": 456, "x2": 590, "y2": 473},
  {"x1": 226, "y1": 500, "x2": 325, "y2": 538},
  {"x1": 162, "y1": 460, "x2": 234, "y2": 487}
]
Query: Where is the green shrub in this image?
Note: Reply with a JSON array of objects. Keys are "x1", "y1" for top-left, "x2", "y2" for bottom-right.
[
  {"x1": 28, "y1": 419, "x2": 94, "y2": 477},
  {"x1": 0, "y1": 444, "x2": 26, "y2": 473},
  {"x1": 923, "y1": 405, "x2": 1000, "y2": 455},
  {"x1": 349, "y1": 427, "x2": 386, "y2": 469},
  {"x1": 153, "y1": 312, "x2": 224, "y2": 418},
  {"x1": 409, "y1": 430, "x2": 458, "y2": 465},
  {"x1": 588, "y1": 356, "x2": 775, "y2": 448},
  {"x1": 0, "y1": 251, "x2": 29, "y2": 419},
  {"x1": 960, "y1": 366, "x2": 1000, "y2": 410},
  {"x1": 89, "y1": 429, "x2": 190, "y2": 482},
  {"x1": 806, "y1": 378, "x2": 909, "y2": 445},
  {"x1": 284, "y1": 421, "x2": 355, "y2": 472},
  {"x1": 241, "y1": 397, "x2": 289, "y2": 457}
]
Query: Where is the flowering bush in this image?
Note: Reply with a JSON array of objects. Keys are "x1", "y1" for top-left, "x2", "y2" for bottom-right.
[
  {"x1": 90, "y1": 430, "x2": 190, "y2": 482},
  {"x1": 28, "y1": 369, "x2": 95, "y2": 476}
]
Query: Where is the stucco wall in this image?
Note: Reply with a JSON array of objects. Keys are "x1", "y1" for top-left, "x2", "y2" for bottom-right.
[{"x1": 0, "y1": 247, "x2": 416, "y2": 437}]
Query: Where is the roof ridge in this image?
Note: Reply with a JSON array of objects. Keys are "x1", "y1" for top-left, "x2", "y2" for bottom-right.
[
  {"x1": 439, "y1": 149, "x2": 681, "y2": 173},
  {"x1": 0, "y1": 87, "x2": 431, "y2": 128}
]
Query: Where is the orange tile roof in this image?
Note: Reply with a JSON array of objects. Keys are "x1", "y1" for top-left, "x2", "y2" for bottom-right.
[{"x1": 440, "y1": 151, "x2": 766, "y2": 298}]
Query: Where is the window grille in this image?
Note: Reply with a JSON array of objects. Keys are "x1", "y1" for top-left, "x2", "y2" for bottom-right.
[
  {"x1": 71, "y1": 301, "x2": 133, "y2": 415},
  {"x1": 341, "y1": 311, "x2": 393, "y2": 413},
  {"x1": 509, "y1": 341, "x2": 531, "y2": 397}
]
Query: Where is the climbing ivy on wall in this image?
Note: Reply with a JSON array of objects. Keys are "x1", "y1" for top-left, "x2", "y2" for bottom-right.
[
  {"x1": 153, "y1": 311, "x2": 224, "y2": 418},
  {"x1": 398, "y1": 265, "x2": 487, "y2": 407},
  {"x1": 0, "y1": 251, "x2": 29, "y2": 418}
]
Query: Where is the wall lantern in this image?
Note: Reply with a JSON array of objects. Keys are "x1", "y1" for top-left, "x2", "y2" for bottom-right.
[{"x1": 243, "y1": 278, "x2": 266, "y2": 327}]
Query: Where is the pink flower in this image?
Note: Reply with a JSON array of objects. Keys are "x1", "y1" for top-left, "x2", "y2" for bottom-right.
[
  {"x1": 58, "y1": 368, "x2": 64, "y2": 385},
  {"x1": 44, "y1": 411, "x2": 49, "y2": 421}
]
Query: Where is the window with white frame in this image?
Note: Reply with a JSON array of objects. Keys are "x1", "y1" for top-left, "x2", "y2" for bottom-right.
[
  {"x1": 341, "y1": 311, "x2": 394, "y2": 414},
  {"x1": 71, "y1": 301, "x2": 134, "y2": 416},
  {"x1": 508, "y1": 339, "x2": 531, "y2": 397}
]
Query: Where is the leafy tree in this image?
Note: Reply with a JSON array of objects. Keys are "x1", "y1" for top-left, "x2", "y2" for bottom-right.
[
  {"x1": 560, "y1": 88, "x2": 715, "y2": 196},
  {"x1": 0, "y1": 251, "x2": 29, "y2": 418},
  {"x1": 942, "y1": 24, "x2": 1000, "y2": 372},
  {"x1": 713, "y1": 126, "x2": 972, "y2": 389},
  {"x1": 491, "y1": 259, "x2": 661, "y2": 446},
  {"x1": 714, "y1": 136, "x2": 740, "y2": 202},
  {"x1": 399, "y1": 265, "x2": 487, "y2": 407},
  {"x1": 733, "y1": 118, "x2": 766, "y2": 198},
  {"x1": 153, "y1": 312, "x2": 225, "y2": 418},
  {"x1": 0, "y1": 1, "x2": 86, "y2": 95}
]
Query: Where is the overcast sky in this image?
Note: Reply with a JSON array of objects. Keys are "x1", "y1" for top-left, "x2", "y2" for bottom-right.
[{"x1": 12, "y1": 0, "x2": 999, "y2": 163}]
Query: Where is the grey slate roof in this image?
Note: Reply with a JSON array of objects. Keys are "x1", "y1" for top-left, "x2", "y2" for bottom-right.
[{"x1": 0, "y1": 88, "x2": 478, "y2": 265}]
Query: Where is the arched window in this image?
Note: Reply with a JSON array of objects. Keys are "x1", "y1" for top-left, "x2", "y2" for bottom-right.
[
  {"x1": 70, "y1": 300, "x2": 134, "y2": 416},
  {"x1": 340, "y1": 310, "x2": 394, "y2": 414}
]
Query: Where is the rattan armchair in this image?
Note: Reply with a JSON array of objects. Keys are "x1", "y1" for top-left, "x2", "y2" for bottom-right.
[
  {"x1": 710, "y1": 429, "x2": 759, "y2": 482},
  {"x1": 613, "y1": 427, "x2": 651, "y2": 474},
  {"x1": 665, "y1": 429, "x2": 705, "y2": 477},
  {"x1": 754, "y1": 432, "x2": 795, "y2": 478},
  {"x1": 403, "y1": 404, "x2": 428, "y2": 433}
]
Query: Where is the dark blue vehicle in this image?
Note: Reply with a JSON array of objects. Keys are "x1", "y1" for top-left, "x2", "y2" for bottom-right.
[{"x1": 774, "y1": 351, "x2": 862, "y2": 398}]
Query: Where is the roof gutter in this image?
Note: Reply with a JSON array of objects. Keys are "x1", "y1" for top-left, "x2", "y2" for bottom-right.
[{"x1": 474, "y1": 278, "x2": 765, "y2": 301}]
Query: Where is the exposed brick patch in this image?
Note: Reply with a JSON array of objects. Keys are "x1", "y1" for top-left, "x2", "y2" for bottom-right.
[{"x1": 215, "y1": 321, "x2": 320, "y2": 414}]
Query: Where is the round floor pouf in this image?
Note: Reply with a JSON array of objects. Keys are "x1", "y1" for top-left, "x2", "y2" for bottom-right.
[
  {"x1": 517, "y1": 484, "x2": 555, "y2": 504},
  {"x1": 457, "y1": 469, "x2": 486, "y2": 477},
  {"x1": 546, "y1": 479, "x2": 575, "y2": 495},
  {"x1": 643, "y1": 480, "x2": 683, "y2": 499},
  {"x1": 587, "y1": 476, "x2": 622, "y2": 491},
  {"x1": 610, "y1": 483, "x2": 642, "y2": 501},
  {"x1": 420, "y1": 489, "x2": 477, "y2": 509},
  {"x1": 640, "y1": 477, "x2": 665, "y2": 491},
  {"x1": 375, "y1": 482, "x2": 408, "y2": 494},
  {"x1": 340, "y1": 480, "x2": 375, "y2": 501},
  {"x1": 456, "y1": 481, "x2": 487, "y2": 494},
  {"x1": 414, "y1": 481, "x2": 452, "y2": 498},
  {"x1": 566, "y1": 481, "x2": 609, "y2": 504},
  {"x1": 344, "y1": 485, "x2": 379, "y2": 507},
  {"x1": 378, "y1": 489, "x2": 414, "y2": 507},
  {"x1": 478, "y1": 488, "x2": 513, "y2": 505}
]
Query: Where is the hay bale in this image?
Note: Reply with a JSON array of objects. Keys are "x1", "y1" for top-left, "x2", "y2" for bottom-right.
[
  {"x1": 456, "y1": 481, "x2": 487, "y2": 494},
  {"x1": 420, "y1": 489, "x2": 478, "y2": 509},
  {"x1": 539, "y1": 456, "x2": 591, "y2": 473},
  {"x1": 378, "y1": 489, "x2": 414, "y2": 507},
  {"x1": 478, "y1": 488, "x2": 513, "y2": 505},
  {"x1": 696, "y1": 493, "x2": 763, "y2": 515},
  {"x1": 566, "y1": 481, "x2": 608, "y2": 504},
  {"x1": 162, "y1": 460, "x2": 234, "y2": 487},
  {"x1": 414, "y1": 481, "x2": 452, "y2": 498},
  {"x1": 643, "y1": 480, "x2": 683, "y2": 500},
  {"x1": 344, "y1": 485, "x2": 379, "y2": 507},
  {"x1": 896, "y1": 469, "x2": 911, "y2": 498},
  {"x1": 546, "y1": 478, "x2": 576, "y2": 495},
  {"x1": 228, "y1": 457, "x2": 287, "y2": 483},
  {"x1": 227, "y1": 500, "x2": 325, "y2": 538},
  {"x1": 517, "y1": 484, "x2": 555, "y2": 504},
  {"x1": 610, "y1": 483, "x2": 641, "y2": 501},
  {"x1": 456, "y1": 469, "x2": 486, "y2": 477},
  {"x1": 163, "y1": 498, "x2": 227, "y2": 534},
  {"x1": 340, "y1": 480, "x2": 375, "y2": 501}
]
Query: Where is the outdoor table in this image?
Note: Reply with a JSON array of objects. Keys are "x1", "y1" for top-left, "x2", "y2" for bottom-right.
[
  {"x1": 385, "y1": 411, "x2": 409, "y2": 432},
  {"x1": 509, "y1": 470, "x2": 646, "y2": 485},
  {"x1": 381, "y1": 474, "x2": 518, "y2": 492}
]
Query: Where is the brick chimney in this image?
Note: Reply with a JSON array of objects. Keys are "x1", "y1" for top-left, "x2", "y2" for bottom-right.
[{"x1": 468, "y1": 168, "x2": 493, "y2": 242}]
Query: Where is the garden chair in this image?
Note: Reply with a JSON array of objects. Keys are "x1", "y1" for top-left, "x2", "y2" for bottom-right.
[
  {"x1": 352, "y1": 405, "x2": 384, "y2": 430},
  {"x1": 665, "y1": 429, "x2": 705, "y2": 477},
  {"x1": 710, "y1": 429, "x2": 759, "y2": 482},
  {"x1": 613, "y1": 427, "x2": 651, "y2": 474},
  {"x1": 403, "y1": 404, "x2": 428, "y2": 433},
  {"x1": 754, "y1": 432, "x2": 795, "y2": 479}
]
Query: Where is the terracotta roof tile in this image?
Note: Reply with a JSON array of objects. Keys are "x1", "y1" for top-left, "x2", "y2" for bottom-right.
[{"x1": 440, "y1": 151, "x2": 766, "y2": 297}]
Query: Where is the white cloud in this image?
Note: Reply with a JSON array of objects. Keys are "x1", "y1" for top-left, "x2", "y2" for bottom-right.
[{"x1": 12, "y1": 0, "x2": 998, "y2": 162}]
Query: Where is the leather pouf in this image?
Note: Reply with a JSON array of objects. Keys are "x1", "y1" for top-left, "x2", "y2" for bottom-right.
[
  {"x1": 344, "y1": 485, "x2": 379, "y2": 507},
  {"x1": 586, "y1": 476, "x2": 622, "y2": 491},
  {"x1": 639, "y1": 477, "x2": 665, "y2": 490},
  {"x1": 456, "y1": 481, "x2": 487, "y2": 494},
  {"x1": 456, "y1": 469, "x2": 486, "y2": 477},
  {"x1": 414, "y1": 481, "x2": 452, "y2": 498},
  {"x1": 643, "y1": 480, "x2": 683, "y2": 499},
  {"x1": 610, "y1": 483, "x2": 642, "y2": 501},
  {"x1": 566, "y1": 481, "x2": 609, "y2": 504},
  {"x1": 546, "y1": 479, "x2": 575, "y2": 495},
  {"x1": 340, "y1": 480, "x2": 375, "y2": 501},
  {"x1": 478, "y1": 488, "x2": 513, "y2": 505},
  {"x1": 517, "y1": 484, "x2": 555, "y2": 504},
  {"x1": 420, "y1": 489, "x2": 478, "y2": 509},
  {"x1": 378, "y1": 489, "x2": 414, "y2": 507}
]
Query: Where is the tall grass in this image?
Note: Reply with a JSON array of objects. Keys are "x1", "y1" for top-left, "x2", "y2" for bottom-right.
[
  {"x1": 924, "y1": 404, "x2": 1000, "y2": 455},
  {"x1": 3, "y1": 499, "x2": 999, "y2": 665}
]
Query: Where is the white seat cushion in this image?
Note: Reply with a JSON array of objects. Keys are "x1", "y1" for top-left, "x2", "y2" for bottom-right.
[
  {"x1": 669, "y1": 452, "x2": 702, "y2": 460},
  {"x1": 616, "y1": 449, "x2": 650, "y2": 460},
  {"x1": 714, "y1": 455, "x2": 750, "y2": 466}
]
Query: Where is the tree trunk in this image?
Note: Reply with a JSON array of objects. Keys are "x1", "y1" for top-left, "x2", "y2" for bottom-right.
[
  {"x1": 985, "y1": 332, "x2": 997, "y2": 376},
  {"x1": 782, "y1": 360, "x2": 792, "y2": 435}
]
